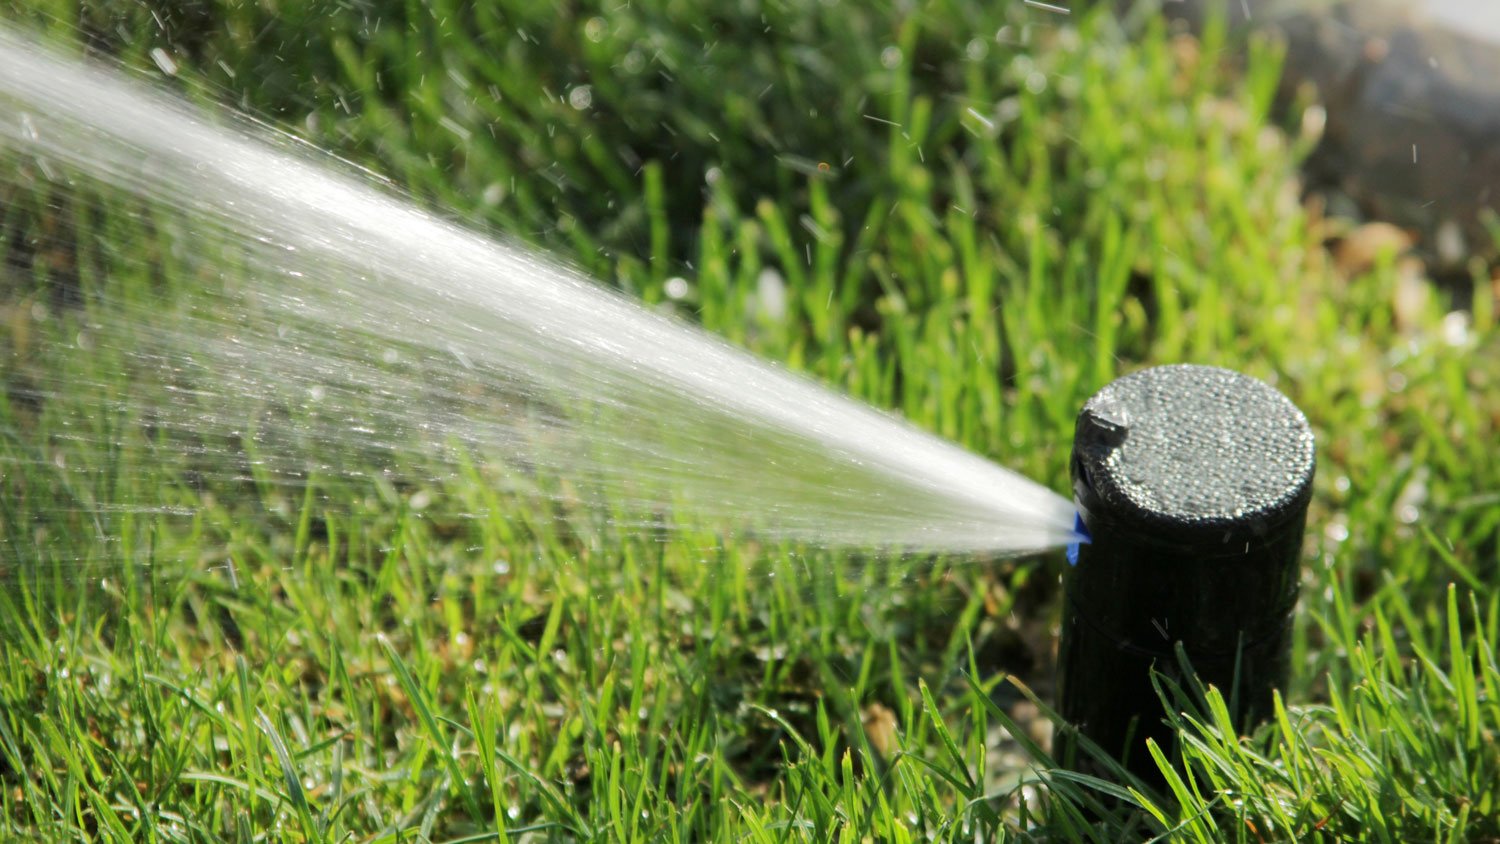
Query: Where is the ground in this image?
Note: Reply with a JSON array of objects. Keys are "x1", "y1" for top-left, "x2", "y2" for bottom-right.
[{"x1": 1, "y1": 1, "x2": 1498, "y2": 841}]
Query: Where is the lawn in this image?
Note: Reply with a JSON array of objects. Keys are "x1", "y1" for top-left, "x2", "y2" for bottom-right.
[{"x1": 1, "y1": 0, "x2": 1498, "y2": 841}]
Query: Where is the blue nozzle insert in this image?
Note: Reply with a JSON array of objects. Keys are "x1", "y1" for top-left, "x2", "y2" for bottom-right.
[{"x1": 1066, "y1": 512, "x2": 1090, "y2": 566}]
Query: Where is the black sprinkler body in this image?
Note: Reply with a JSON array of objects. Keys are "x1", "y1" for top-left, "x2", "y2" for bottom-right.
[{"x1": 1058, "y1": 365, "x2": 1315, "y2": 782}]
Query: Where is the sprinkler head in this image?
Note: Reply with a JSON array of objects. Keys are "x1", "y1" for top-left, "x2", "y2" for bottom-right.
[{"x1": 1057, "y1": 365, "x2": 1315, "y2": 782}]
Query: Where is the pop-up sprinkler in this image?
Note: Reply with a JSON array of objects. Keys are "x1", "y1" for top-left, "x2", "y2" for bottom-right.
[{"x1": 1058, "y1": 365, "x2": 1315, "y2": 781}]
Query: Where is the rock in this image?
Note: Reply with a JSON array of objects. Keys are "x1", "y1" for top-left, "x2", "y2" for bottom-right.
[
  {"x1": 1150, "y1": 0, "x2": 1500, "y2": 272},
  {"x1": 1299, "y1": 4, "x2": 1500, "y2": 271}
]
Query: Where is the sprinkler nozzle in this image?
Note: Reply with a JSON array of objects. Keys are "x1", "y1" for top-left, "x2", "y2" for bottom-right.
[
  {"x1": 1065, "y1": 512, "x2": 1091, "y2": 565},
  {"x1": 1057, "y1": 365, "x2": 1315, "y2": 782}
]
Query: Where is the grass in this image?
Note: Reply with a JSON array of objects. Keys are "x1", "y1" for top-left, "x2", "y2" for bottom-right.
[{"x1": 2, "y1": 0, "x2": 1498, "y2": 840}]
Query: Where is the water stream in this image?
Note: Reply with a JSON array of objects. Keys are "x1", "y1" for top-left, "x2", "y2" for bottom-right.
[{"x1": 0, "y1": 27, "x2": 1083, "y2": 560}]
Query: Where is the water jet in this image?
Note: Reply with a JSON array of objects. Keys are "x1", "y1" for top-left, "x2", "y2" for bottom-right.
[{"x1": 0, "y1": 25, "x2": 1084, "y2": 564}]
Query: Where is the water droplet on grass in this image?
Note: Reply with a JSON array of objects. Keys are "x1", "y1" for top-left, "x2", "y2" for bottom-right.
[
  {"x1": 150, "y1": 47, "x2": 179, "y2": 77},
  {"x1": 1441, "y1": 311, "x2": 1471, "y2": 347},
  {"x1": 756, "y1": 268, "x2": 787, "y2": 319}
]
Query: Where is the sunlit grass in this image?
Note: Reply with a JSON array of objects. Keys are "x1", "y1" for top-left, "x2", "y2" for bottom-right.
[{"x1": 1, "y1": 1, "x2": 1497, "y2": 840}]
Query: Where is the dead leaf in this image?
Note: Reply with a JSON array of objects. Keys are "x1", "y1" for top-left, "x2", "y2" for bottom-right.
[
  {"x1": 1335, "y1": 221, "x2": 1413, "y2": 277},
  {"x1": 862, "y1": 702, "x2": 898, "y2": 757}
]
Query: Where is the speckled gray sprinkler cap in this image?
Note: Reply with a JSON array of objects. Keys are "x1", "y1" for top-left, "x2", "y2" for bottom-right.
[{"x1": 1072, "y1": 364, "x2": 1316, "y2": 547}]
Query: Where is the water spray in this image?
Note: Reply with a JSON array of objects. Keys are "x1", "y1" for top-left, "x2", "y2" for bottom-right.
[
  {"x1": 0, "y1": 26, "x2": 1083, "y2": 560},
  {"x1": 1058, "y1": 365, "x2": 1315, "y2": 781}
]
